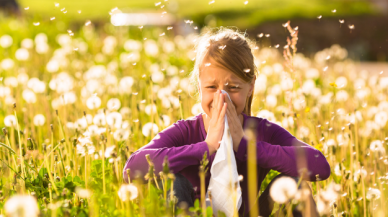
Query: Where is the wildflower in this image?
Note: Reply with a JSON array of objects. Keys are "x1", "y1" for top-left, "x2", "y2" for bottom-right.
[
  {"x1": 160, "y1": 114, "x2": 171, "y2": 126},
  {"x1": 354, "y1": 168, "x2": 367, "y2": 182},
  {"x1": 22, "y1": 89, "x2": 37, "y2": 103},
  {"x1": 15, "y1": 48, "x2": 29, "y2": 61},
  {"x1": 336, "y1": 90, "x2": 349, "y2": 102},
  {"x1": 145, "y1": 104, "x2": 157, "y2": 116},
  {"x1": 151, "y1": 70, "x2": 165, "y2": 83},
  {"x1": 106, "y1": 112, "x2": 122, "y2": 129},
  {"x1": 1, "y1": 58, "x2": 15, "y2": 70},
  {"x1": 298, "y1": 126, "x2": 310, "y2": 139},
  {"x1": 366, "y1": 188, "x2": 381, "y2": 200},
  {"x1": 86, "y1": 95, "x2": 101, "y2": 109},
  {"x1": 257, "y1": 110, "x2": 276, "y2": 123},
  {"x1": 142, "y1": 122, "x2": 159, "y2": 137},
  {"x1": 118, "y1": 184, "x2": 138, "y2": 201},
  {"x1": 374, "y1": 111, "x2": 387, "y2": 128},
  {"x1": 265, "y1": 94, "x2": 277, "y2": 108},
  {"x1": 93, "y1": 113, "x2": 106, "y2": 126},
  {"x1": 107, "y1": 98, "x2": 121, "y2": 111},
  {"x1": 33, "y1": 114, "x2": 46, "y2": 126},
  {"x1": 46, "y1": 59, "x2": 60, "y2": 73},
  {"x1": 105, "y1": 145, "x2": 116, "y2": 158},
  {"x1": 75, "y1": 187, "x2": 91, "y2": 198},
  {"x1": 370, "y1": 140, "x2": 385, "y2": 155},
  {"x1": 119, "y1": 76, "x2": 134, "y2": 94},
  {"x1": 191, "y1": 103, "x2": 203, "y2": 115},
  {"x1": 335, "y1": 76, "x2": 347, "y2": 88},
  {"x1": 4, "y1": 115, "x2": 17, "y2": 127},
  {"x1": 113, "y1": 129, "x2": 130, "y2": 141},
  {"x1": 124, "y1": 39, "x2": 142, "y2": 51},
  {"x1": 269, "y1": 177, "x2": 297, "y2": 203},
  {"x1": 144, "y1": 39, "x2": 159, "y2": 57},
  {"x1": 4, "y1": 195, "x2": 39, "y2": 217},
  {"x1": 0, "y1": 35, "x2": 13, "y2": 48}
]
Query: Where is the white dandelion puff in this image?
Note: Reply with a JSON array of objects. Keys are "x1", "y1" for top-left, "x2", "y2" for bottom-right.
[{"x1": 269, "y1": 177, "x2": 297, "y2": 203}]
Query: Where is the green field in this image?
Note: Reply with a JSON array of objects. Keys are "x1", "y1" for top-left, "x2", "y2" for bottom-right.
[{"x1": 18, "y1": 0, "x2": 376, "y2": 28}]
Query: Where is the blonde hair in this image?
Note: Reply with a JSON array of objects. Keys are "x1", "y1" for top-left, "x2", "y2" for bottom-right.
[{"x1": 189, "y1": 26, "x2": 258, "y2": 116}]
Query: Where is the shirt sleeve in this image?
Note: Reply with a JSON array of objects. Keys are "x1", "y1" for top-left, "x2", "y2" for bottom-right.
[
  {"x1": 122, "y1": 121, "x2": 210, "y2": 183},
  {"x1": 234, "y1": 118, "x2": 331, "y2": 181}
]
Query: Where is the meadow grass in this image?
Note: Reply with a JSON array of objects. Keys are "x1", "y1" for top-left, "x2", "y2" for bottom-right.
[{"x1": 0, "y1": 13, "x2": 387, "y2": 216}]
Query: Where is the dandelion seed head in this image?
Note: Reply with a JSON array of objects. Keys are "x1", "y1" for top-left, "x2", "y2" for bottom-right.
[
  {"x1": 118, "y1": 184, "x2": 138, "y2": 201},
  {"x1": 269, "y1": 177, "x2": 297, "y2": 203}
]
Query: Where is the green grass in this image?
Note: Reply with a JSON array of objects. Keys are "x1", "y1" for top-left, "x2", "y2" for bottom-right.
[{"x1": 18, "y1": 0, "x2": 376, "y2": 28}]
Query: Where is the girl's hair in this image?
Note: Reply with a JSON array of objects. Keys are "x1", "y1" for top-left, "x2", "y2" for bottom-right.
[{"x1": 189, "y1": 26, "x2": 258, "y2": 116}]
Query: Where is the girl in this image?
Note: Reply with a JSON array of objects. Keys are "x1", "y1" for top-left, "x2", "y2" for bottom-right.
[{"x1": 123, "y1": 27, "x2": 331, "y2": 216}]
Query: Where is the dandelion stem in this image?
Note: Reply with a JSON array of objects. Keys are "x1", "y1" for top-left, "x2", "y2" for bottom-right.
[{"x1": 245, "y1": 122, "x2": 258, "y2": 217}]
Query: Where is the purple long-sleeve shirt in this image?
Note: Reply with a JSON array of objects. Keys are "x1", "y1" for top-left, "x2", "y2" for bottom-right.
[{"x1": 123, "y1": 112, "x2": 331, "y2": 214}]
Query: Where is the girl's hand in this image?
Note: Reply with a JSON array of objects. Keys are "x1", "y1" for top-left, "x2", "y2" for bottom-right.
[
  {"x1": 223, "y1": 93, "x2": 244, "y2": 152},
  {"x1": 205, "y1": 89, "x2": 227, "y2": 155}
]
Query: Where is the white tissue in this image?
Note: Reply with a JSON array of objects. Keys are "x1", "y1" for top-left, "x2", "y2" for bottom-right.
[{"x1": 205, "y1": 90, "x2": 242, "y2": 217}]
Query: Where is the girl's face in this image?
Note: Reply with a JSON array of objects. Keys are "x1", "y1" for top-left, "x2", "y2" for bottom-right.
[{"x1": 198, "y1": 57, "x2": 256, "y2": 118}]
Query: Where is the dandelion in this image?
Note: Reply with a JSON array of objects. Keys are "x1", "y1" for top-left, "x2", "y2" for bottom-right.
[
  {"x1": 118, "y1": 184, "x2": 138, "y2": 201},
  {"x1": 269, "y1": 176, "x2": 297, "y2": 203},
  {"x1": 142, "y1": 122, "x2": 159, "y2": 137},
  {"x1": 4, "y1": 115, "x2": 17, "y2": 127},
  {"x1": 105, "y1": 145, "x2": 116, "y2": 158},
  {"x1": 366, "y1": 188, "x2": 381, "y2": 200},
  {"x1": 22, "y1": 89, "x2": 37, "y2": 103},
  {"x1": 4, "y1": 195, "x2": 39, "y2": 217},
  {"x1": 370, "y1": 140, "x2": 385, "y2": 155},
  {"x1": 145, "y1": 104, "x2": 157, "y2": 116},
  {"x1": 113, "y1": 129, "x2": 130, "y2": 141},
  {"x1": 107, "y1": 98, "x2": 121, "y2": 111},
  {"x1": 75, "y1": 187, "x2": 91, "y2": 198},
  {"x1": 86, "y1": 95, "x2": 101, "y2": 109},
  {"x1": 354, "y1": 168, "x2": 367, "y2": 182},
  {"x1": 106, "y1": 112, "x2": 122, "y2": 129},
  {"x1": 1, "y1": 58, "x2": 15, "y2": 70},
  {"x1": 0, "y1": 35, "x2": 13, "y2": 48},
  {"x1": 33, "y1": 114, "x2": 46, "y2": 126},
  {"x1": 374, "y1": 111, "x2": 387, "y2": 128},
  {"x1": 15, "y1": 48, "x2": 29, "y2": 61}
]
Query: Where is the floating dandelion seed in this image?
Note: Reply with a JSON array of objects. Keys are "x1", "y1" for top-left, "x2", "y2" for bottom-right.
[
  {"x1": 50, "y1": 17, "x2": 55, "y2": 20},
  {"x1": 326, "y1": 55, "x2": 331, "y2": 60},
  {"x1": 142, "y1": 74, "x2": 146, "y2": 78},
  {"x1": 54, "y1": 2, "x2": 59, "y2": 7},
  {"x1": 85, "y1": 20, "x2": 91, "y2": 26},
  {"x1": 60, "y1": 8, "x2": 65, "y2": 11},
  {"x1": 332, "y1": 9, "x2": 336, "y2": 13},
  {"x1": 282, "y1": 22, "x2": 288, "y2": 28},
  {"x1": 33, "y1": 22, "x2": 40, "y2": 26},
  {"x1": 159, "y1": 32, "x2": 165, "y2": 36},
  {"x1": 323, "y1": 66, "x2": 328, "y2": 71},
  {"x1": 244, "y1": 1, "x2": 248, "y2": 5},
  {"x1": 294, "y1": 26, "x2": 299, "y2": 30},
  {"x1": 262, "y1": 60, "x2": 266, "y2": 64},
  {"x1": 161, "y1": 5, "x2": 164, "y2": 8},
  {"x1": 254, "y1": 46, "x2": 259, "y2": 49},
  {"x1": 205, "y1": 63, "x2": 211, "y2": 67},
  {"x1": 218, "y1": 45, "x2": 226, "y2": 50},
  {"x1": 194, "y1": 26, "x2": 198, "y2": 29},
  {"x1": 133, "y1": 119, "x2": 139, "y2": 122},
  {"x1": 225, "y1": 82, "x2": 229, "y2": 85},
  {"x1": 78, "y1": 10, "x2": 82, "y2": 14},
  {"x1": 275, "y1": 44, "x2": 279, "y2": 48},
  {"x1": 209, "y1": 0, "x2": 215, "y2": 4},
  {"x1": 140, "y1": 99, "x2": 146, "y2": 103},
  {"x1": 339, "y1": 19, "x2": 344, "y2": 23},
  {"x1": 379, "y1": 71, "x2": 383, "y2": 74},
  {"x1": 24, "y1": 7, "x2": 29, "y2": 10},
  {"x1": 284, "y1": 45, "x2": 289, "y2": 49},
  {"x1": 258, "y1": 33, "x2": 264, "y2": 38},
  {"x1": 63, "y1": 10, "x2": 67, "y2": 13},
  {"x1": 265, "y1": 34, "x2": 270, "y2": 37},
  {"x1": 243, "y1": 68, "x2": 251, "y2": 73},
  {"x1": 167, "y1": 26, "x2": 173, "y2": 30},
  {"x1": 317, "y1": 15, "x2": 322, "y2": 19},
  {"x1": 155, "y1": 2, "x2": 162, "y2": 6},
  {"x1": 348, "y1": 25, "x2": 355, "y2": 29},
  {"x1": 74, "y1": 48, "x2": 79, "y2": 51},
  {"x1": 143, "y1": 38, "x2": 147, "y2": 40},
  {"x1": 161, "y1": 11, "x2": 167, "y2": 15}
]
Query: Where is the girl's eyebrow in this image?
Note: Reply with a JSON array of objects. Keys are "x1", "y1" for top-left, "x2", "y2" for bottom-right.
[{"x1": 204, "y1": 80, "x2": 242, "y2": 85}]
